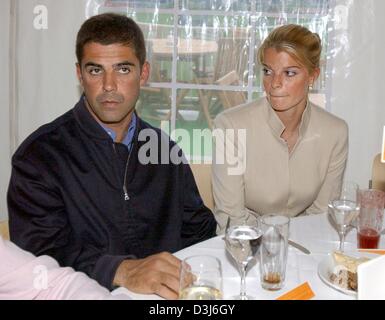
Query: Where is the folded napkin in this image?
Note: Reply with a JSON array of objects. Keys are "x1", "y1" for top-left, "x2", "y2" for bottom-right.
[
  {"x1": 357, "y1": 254, "x2": 385, "y2": 300},
  {"x1": 276, "y1": 282, "x2": 315, "y2": 300}
]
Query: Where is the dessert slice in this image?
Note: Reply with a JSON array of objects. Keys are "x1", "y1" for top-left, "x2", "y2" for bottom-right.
[{"x1": 329, "y1": 251, "x2": 371, "y2": 291}]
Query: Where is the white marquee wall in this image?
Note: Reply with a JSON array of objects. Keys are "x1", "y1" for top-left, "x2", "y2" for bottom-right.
[
  {"x1": 0, "y1": 0, "x2": 11, "y2": 221},
  {"x1": 328, "y1": 0, "x2": 385, "y2": 190}
]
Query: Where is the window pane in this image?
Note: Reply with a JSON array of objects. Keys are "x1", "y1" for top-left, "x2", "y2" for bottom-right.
[
  {"x1": 137, "y1": 14, "x2": 174, "y2": 83},
  {"x1": 98, "y1": 0, "x2": 174, "y2": 11},
  {"x1": 136, "y1": 87, "x2": 171, "y2": 127},
  {"x1": 175, "y1": 88, "x2": 213, "y2": 159},
  {"x1": 177, "y1": 15, "x2": 250, "y2": 85},
  {"x1": 175, "y1": 88, "x2": 248, "y2": 126},
  {"x1": 258, "y1": 0, "x2": 329, "y2": 14},
  {"x1": 180, "y1": 0, "x2": 252, "y2": 11}
]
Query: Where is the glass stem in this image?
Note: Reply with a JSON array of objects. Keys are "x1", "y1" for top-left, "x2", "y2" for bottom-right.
[
  {"x1": 339, "y1": 231, "x2": 345, "y2": 252},
  {"x1": 239, "y1": 265, "x2": 247, "y2": 300}
]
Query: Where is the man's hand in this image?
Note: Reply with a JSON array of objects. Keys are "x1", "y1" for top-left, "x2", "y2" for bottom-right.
[{"x1": 113, "y1": 252, "x2": 182, "y2": 300}]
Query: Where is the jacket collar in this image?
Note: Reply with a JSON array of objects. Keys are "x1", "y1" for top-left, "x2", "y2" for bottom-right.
[
  {"x1": 263, "y1": 97, "x2": 312, "y2": 140},
  {"x1": 73, "y1": 96, "x2": 141, "y2": 141}
]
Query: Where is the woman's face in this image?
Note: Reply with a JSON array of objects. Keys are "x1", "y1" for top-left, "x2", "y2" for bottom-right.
[{"x1": 262, "y1": 47, "x2": 318, "y2": 113}]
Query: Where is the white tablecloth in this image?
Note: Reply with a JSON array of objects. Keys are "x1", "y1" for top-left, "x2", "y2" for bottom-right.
[{"x1": 112, "y1": 213, "x2": 385, "y2": 300}]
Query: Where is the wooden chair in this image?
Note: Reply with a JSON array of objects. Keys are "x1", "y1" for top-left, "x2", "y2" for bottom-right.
[
  {"x1": 215, "y1": 70, "x2": 247, "y2": 110},
  {"x1": 190, "y1": 163, "x2": 214, "y2": 212},
  {"x1": 372, "y1": 153, "x2": 385, "y2": 192},
  {"x1": 193, "y1": 37, "x2": 249, "y2": 127},
  {"x1": 0, "y1": 220, "x2": 10, "y2": 241}
]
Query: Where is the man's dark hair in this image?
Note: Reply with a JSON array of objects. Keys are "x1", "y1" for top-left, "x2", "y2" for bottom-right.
[{"x1": 76, "y1": 13, "x2": 146, "y2": 66}]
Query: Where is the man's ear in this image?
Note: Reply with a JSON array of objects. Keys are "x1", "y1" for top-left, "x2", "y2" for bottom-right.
[
  {"x1": 140, "y1": 61, "x2": 150, "y2": 86},
  {"x1": 76, "y1": 63, "x2": 83, "y2": 86}
]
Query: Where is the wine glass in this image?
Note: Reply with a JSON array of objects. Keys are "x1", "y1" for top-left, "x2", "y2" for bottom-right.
[
  {"x1": 328, "y1": 181, "x2": 359, "y2": 252},
  {"x1": 224, "y1": 216, "x2": 263, "y2": 300}
]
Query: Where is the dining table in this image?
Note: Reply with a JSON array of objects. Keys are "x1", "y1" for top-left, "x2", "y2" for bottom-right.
[{"x1": 112, "y1": 212, "x2": 385, "y2": 300}]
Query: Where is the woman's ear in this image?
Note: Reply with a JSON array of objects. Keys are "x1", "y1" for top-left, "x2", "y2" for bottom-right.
[{"x1": 310, "y1": 67, "x2": 321, "y2": 84}]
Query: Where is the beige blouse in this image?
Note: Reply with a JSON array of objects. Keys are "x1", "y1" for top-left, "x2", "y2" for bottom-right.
[{"x1": 212, "y1": 98, "x2": 348, "y2": 234}]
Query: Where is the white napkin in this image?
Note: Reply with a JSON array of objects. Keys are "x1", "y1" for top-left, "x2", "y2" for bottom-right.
[{"x1": 357, "y1": 254, "x2": 385, "y2": 300}]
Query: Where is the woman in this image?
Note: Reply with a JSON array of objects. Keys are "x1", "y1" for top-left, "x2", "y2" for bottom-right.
[{"x1": 212, "y1": 24, "x2": 348, "y2": 234}]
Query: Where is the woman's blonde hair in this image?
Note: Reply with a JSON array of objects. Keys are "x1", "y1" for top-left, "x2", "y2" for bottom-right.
[{"x1": 257, "y1": 24, "x2": 321, "y2": 73}]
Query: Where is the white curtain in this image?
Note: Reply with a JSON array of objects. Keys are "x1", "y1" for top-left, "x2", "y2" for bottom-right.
[
  {"x1": 328, "y1": 0, "x2": 385, "y2": 188},
  {"x1": 14, "y1": 0, "x2": 87, "y2": 144},
  {"x1": 1, "y1": 0, "x2": 385, "y2": 220},
  {"x1": 1, "y1": 0, "x2": 87, "y2": 220},
  {"x1": 0, "y1": 0, "x2": 11, "y2": 221}
]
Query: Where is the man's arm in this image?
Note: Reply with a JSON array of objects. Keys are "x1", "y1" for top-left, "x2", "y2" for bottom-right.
[
  {"x1": 8, "y1": 155, "x2": 72, "y2": 260},
  {"x1": 7, "y1": 154, "x2": 129, "y2": 290}
]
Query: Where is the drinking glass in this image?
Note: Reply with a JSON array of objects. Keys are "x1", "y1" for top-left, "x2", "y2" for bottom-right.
[
  {"x1": 259, "y1": 215, "x2": 290, "y2": 291},
  {"x1": 179, "y1": 255, "x2": 223, "y2": 300},
  {"x1": 357, "y1": 189, "x2": 385, "y2": 249},
  {"x1": 328, "y1": 181, "x2": 359, "y2": 252},
  {"x1": 224, "y1": 216, "x2": 262, "y2": 300}
]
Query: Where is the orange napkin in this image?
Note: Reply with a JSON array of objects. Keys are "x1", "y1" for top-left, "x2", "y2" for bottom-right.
[
  {"x1": 276, "y1": 282, "x2": 315, "y2": 300},
  {"x1": 358, "y1": 249, "x2": 385, "y2": 255}
]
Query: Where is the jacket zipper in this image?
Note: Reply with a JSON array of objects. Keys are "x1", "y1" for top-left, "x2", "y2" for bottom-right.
[
  {"x1": 113, "y1": 142, "x2": 133, "y2": 201},
  {"x1": 123, "y1": 144, "x2": 133, "y2": 201}
]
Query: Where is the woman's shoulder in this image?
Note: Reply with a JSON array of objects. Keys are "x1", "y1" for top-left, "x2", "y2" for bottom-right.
[
  {"x1": 213, "y1": 98, "x2": 266, "y2": 128},
  {"x1": 310, "y1": 102, "x2": 348, "y2": 134}
]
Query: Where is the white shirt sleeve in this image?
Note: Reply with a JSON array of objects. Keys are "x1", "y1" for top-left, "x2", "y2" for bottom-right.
[{"x1": 0, "y1": 236, "x2": 131, "y2": 300}]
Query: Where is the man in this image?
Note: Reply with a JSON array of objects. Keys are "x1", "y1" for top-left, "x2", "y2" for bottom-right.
[{"x1": 7, "y1": 13, "x2": 216, "y2": 300}]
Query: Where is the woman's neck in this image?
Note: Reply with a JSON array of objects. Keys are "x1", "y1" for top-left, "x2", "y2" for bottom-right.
[{"x1": 275, "y1": 99, "x2": 307, "y2": 134}]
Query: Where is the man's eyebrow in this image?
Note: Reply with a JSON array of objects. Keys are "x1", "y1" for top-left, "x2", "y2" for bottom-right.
[
  {"x1": 114, "y1": 61, "x2": 136, "y2": 67},
  {"x1": 83, "y1": 61, "x2": 136, "y2": 68},
  {"x1": 84, "y1": 62, "x2": 103, "y2": 68}
]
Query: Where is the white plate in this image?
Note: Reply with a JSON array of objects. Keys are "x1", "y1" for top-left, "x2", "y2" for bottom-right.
[{"x1": 317, "y1": 252, "x2": 375, "y2": 296}]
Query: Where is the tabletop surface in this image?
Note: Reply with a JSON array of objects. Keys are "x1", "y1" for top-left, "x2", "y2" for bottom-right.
[{"x1": 112, "y1": 212, "x2": 385, "y2": 300}]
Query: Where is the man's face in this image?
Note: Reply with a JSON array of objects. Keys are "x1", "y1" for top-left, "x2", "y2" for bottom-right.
[{"x1": 76, "y1": 42, "x2": 149, "y2": 131}]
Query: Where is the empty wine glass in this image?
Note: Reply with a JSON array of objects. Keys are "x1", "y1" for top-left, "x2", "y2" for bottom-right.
[
  {"x1": 328, "y1": 181, "x2": 359, "y2": 252},
  {"x1": 224, "y1": 216, "x2": 262, "y2": 300}
]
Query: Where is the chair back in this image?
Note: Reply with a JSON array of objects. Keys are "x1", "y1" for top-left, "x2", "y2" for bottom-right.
[
  {"x1": 190, "y1": 163, "x2": 214, "y2": 211},
  {"x1": 372, "y1": 153, "x2": 385, "y2": 192},
  {"x1": 215, "y1": 70, "x2": 247, "y2": 109},
  {"x1": 0, "y1": 220, "x2": 9, "y2": 241},
  {"x1": 213, "y1": 37, "x2": 249, "y2": 86}
]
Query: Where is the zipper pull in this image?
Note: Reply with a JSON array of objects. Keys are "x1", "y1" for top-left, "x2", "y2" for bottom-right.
[{"x1": 123, "y1": 185, "x2": 130, "y2": 201}]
